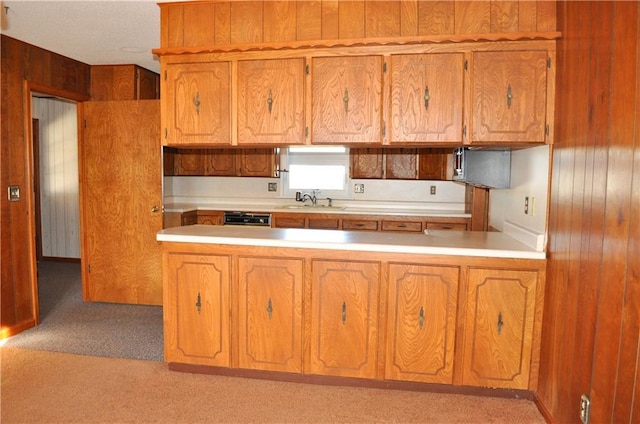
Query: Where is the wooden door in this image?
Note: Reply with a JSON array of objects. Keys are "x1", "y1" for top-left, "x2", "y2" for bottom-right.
[
  {"x1": 390, "y1": 53, "x2": 464, "y2": 143},
  {"x1": 237, "y1": 58, "x2": 305, "y2": 145},
  {"x1": 385, "y1": 148, "x2": 417, "y2": 179},
  {"x1": 350, "y1": 148, "x2": 383, "y2": 179},
  {"x1": 173, "y1": 148, "x2": 205, "y2": 175},
  {"x1": 237, "y1": 257, "x2": 304, "y2": 373},
  {"x1": 309, "y1": 260, "x2": 380, "y2": 379},
  {"x1": 81, "y1": 100, "x2": 162, "y2": 305},
  {"x1": 418, "y1": 148, "x2": 448, "y2": 180},
  {"x1": 461, "y1": 268, "x2": 538, "y2": 389},
  {"x1": 163, "y1": 61, "x2": 231, "y2": 145},
  {"x1": 237, "y1": 148, "x2": 276, "y2": 176},
  {"x1": 164, "y1": 252, "x2": 230, "y2": 366},
  {"x1": 311, "y1": 56, "x2": 383, "y2": 144},
  {"x1": 204, "y1": 149, "x2": 236, "y2": 176},
  {"x1": 386, "y1": 264, "x2": 459, "y2": 384},
  {"x1": 471, "y1": 50, "x2": 548, "y2": 143}
]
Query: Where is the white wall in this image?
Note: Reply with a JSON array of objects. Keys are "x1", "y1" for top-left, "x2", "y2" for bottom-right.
[
  {"x1": 489, "y1": 145, "x2": 550, "y2": 235},
  {"x1": 32, "y1": 97, "x2": 80, "y2": 259}
]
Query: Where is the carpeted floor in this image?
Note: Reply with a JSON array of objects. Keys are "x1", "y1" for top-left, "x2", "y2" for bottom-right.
[
  {"x1": 2, "y1": 261, "x2": 164, "y2": 361},
  {"x1": 0, "y1": 347, "x2": 546, "y2": 424}
]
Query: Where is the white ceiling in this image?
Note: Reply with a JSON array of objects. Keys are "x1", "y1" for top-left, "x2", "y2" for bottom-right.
[{"x1": 1, "y1": 0, "x2": 170, "y2": 74}]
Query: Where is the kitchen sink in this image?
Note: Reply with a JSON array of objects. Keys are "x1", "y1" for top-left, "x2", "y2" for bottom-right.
[{"x1": 277, "y1": 205, "x2": 346, "y2": 210}]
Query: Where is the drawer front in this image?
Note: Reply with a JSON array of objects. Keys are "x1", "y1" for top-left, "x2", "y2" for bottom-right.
[
  {"x1": 381, "y1": 220, "x2": 422, "y2": 232},
  {"x1": 308, "y1": 218, "x2": 340, "y2": 230},
  {"x1": 426, "y1": 222, "x2": 468, "y2": 231},
  {"x1": 342, "y1": 220, "x2": 379, "y2": 231},
  {"x1": 273, "y1": 217, "x2": 306, "y2": 228}
]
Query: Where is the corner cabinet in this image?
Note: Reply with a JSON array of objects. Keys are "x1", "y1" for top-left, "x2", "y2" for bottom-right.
[
  {"x1": 461, "y1": 268, "x2": 539, "y2": 389},
  {"x1": 163, "y1": 61, "x2": 232, "y2": 145},
  {"x1": 163, "y1": 252, "x2": 231, "y2": 367},
  {"x1": 385, "y1": 264, "x2": 459, "y2": 384},
  {"x1": 308, "y1": 260, "x2": 381, "y2": 379},
  {"x1": 237, "y1": 58, "x2": 306, "y2": 145},
  {"x1": 311, "y1": 56, "x2": 384, "y2": 144},
  {"x1": 389, "y1": 53, "x2": 465, "y2": 144},
  {"x1": 470, "y1": 50, "x2": 550, "y2": 144}
]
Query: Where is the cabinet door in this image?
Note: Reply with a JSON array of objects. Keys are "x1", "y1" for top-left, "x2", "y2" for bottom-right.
[
  {"x1": 204, "y1": 149, "x2": 236, "y2": 176},
  {"x1": 386, "y1": 264, "x2": 459, "y2": 384},
  {"x1": 390, "y1": 53, "x2": 464, "y2": 143},
  {"x1": 237, "y1": 58, "x2": 305, "y2": 145},
  {"x1": 385, "y1": 148, "x2": 417, "y2": 179},
  {"x1": 462, "y1": 268, "x2": 538, "y2": 389},
  {"x1": 309, "y1": 260, "x2": 380, "y2": 379},
  {"x1": 173, "y1": 148, "x2": 205, "y2": 175},
  {"x1": 350, "y1": 148, "x2": 383, "y2": 179},
  {"x1": 164, "y1": 61, "x2": 231, "y2": 145},
  {"x1": 196, "y1": 211, "x2": 223, "y2": 225},
  {"x1": 471, "y1": 51, "x2": 548, "y2": 143},
  {"x1": 237, "y1": 148, "x2": 276, "y2": 177},
  {"x1": 311, "y1": 56, "x2": 383, "y2": 144},
  {"x1": 164, "y1": 253, "x2": 230, "y2": 367},
  {"x1": 272, "y1": 213, "x2": 307, "y2": 228},
  {"x1": 237, "y1": 257, "x2": 304, "y2": 373},
  {"x1": 418, "y1": 148, "x2": 448, "y2": 180}
]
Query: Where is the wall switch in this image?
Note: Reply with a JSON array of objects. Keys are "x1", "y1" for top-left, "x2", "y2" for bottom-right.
[
  {"x1": 8, "y1": 185, "x2": 20, "y2": 201},
  {"x1": 354, "y1": 183, "x2": 365, "y2": 193},
  {"x1": 430, "y1": 185, "x2": 437, "y2": 195},
  {"x1": 268, "y1": 182, "x2": 277, "y2": 192}
]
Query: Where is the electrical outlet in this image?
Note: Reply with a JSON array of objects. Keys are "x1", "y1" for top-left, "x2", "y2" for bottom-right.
[
  {"x1": 580, "y1": 394, "x2": 590, "y2": 424},
  {"x1": 430, "y1": 185, "x2": 437, "y2": 195},
  {"x1": 524, "y1": 196, "x2": 529, "y2": 214},
  {"x1": 354, "y1": 183, "x2": 365, "y2": 193},
  {"x1": 268, "y1": 182, "x2": 277, "y2": 192}
]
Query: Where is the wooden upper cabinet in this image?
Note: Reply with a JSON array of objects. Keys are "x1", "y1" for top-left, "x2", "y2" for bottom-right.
[
  {"x1": 237, "y1": 257, "x2": 304, "y2": 373},
  {"x1": 385, "y1": 148, "x2": 417, "y2": 179},
  {"x1": 390, "y1": 53, "x2": 464, "y2": 143},
  {"x1": 311, "y1": 56, "x2": 383, "y2": 144},
  {"x1": 470, "y1": 50, "x2": 549, "y2": 143},
  {"x1": 236, "y1": 148, "x2": 277, "y2": 176},
  {"x1": 237, "y1": 58, "x2": 305, "y2": 145},
  {"x1": 308, "y1": 260, "x2": 380, "y2": 379},
  {"x1": 350, "y1": 148, "x2": 383, "y2": 178},
  {"x1": 204, "y1": 149, "x2": 236, "y2": 176},
  {"x1": 164, "y1": 61, "x2": 232, "y2": 146},
  {"x1": 386, "y1": 264, "x2": 459, "y2": 384},
  {"x1": 461, "y1": 268, "x2": 538, "y2": 389}
]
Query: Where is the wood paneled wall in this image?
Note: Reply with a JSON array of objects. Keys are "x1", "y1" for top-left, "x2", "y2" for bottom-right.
[
  {"x1": 32, "y1": 98, "x2": 81, "y2": 259},
  {"x1": 537, "y1": 2, "x2": 640, "y2": 423},
  {"x1": 1, "y1": 35, "x2": 89, "y2": 337},
  {"x1": 160, "y1": 0, "x2": 557, "y2": 49}
]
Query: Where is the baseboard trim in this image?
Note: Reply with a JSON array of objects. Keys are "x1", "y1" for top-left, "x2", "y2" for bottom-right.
[
  {"x1": 168, "y1": 362, "x2": 535, "y2": 400},
  {"x1": 534, "y1": 392, "x2": 554, "y2": 423},
  {"x1": 0, "y1": 319, "x2": 36, "y2": 340}
]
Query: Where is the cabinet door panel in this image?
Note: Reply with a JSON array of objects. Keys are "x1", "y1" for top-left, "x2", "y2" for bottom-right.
[
  {"x1": 204, "y1": 149, "x2": 236, "y2": 176},
  {"x1": 390, "y1": 53, "x2": 464, "y2": 143},
  {"x1": 350, "y1": 148, "x2": 383, "y2": 179},
  {"x1": 309, "y1": 260, "x2": 380, "y2": 378},
  {"x1": 164, "y1": 253, "x2": 230, "y2": 366},
  {"x1": 311, "y1": 56, "x2": 383, "y2": 144},
  {"x1": 462, "y1": 268, "x2": 537, "y2": 389},
  {"x1": 238, "y1": 257, "x2": 304, "y2": 373},
  {"x1": 385, "y1": 148, "x2": 417, "y2": 179},
  {"x1": 471, "y1": 51, "x2": 548, "y2": 143},
  {"x1": 237, "y1": 148, "x2": 276, "y2": 176},
  {"x1": 165, "y1": 62, "x2": 231, "y2": 145},
  {"x1": 237, "y1": 58, "x2": 305, "y2": 144},
  {"x1": 386, "y1": 264, "x2": 459, "y2": 383}
]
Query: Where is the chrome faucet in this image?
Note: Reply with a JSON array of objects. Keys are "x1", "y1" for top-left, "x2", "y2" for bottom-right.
[{"x1": 296, "y1": 190, "x2": 318, "y2": 206}]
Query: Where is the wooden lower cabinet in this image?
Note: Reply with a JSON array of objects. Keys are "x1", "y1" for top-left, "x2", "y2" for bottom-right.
[
  {"x1": 461, "y1": 268, "x2": 539, "y2": 390},
  {"x1": 308, "y1": 260, "x2": 381, "y2": 379},
  {"x1": 163, "y1": 252, "x2": 231, "y2": 367},
  {"x1": 385, "y1": 263, "x2": 459, "y2": 384},
  {"x1": 161, "y1": 242, "x2": 544, "y2": 393},
  {"x1": 237, "y1": 257, "x2": 304, "y2": 373}
]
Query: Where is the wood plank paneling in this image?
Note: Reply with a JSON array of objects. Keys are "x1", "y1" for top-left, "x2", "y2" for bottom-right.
[
  {"x1": 339, "y1": 1, "x2": 365, "y2": 39},
  {"x1": 214, "y1": 2, "x2": 231, "y2": 45},
  {"x1": 321, "y1": 0, "x2": 340, "y2": 40},
  {"x1": 264, "y1": 1, "x2": 297, "y2": 43},
  {"x1": 454, "y1": 1, "x2": 490, "y2": 34},
  {"x1": 230, "y1": 1, "x2": 263, "y2": 44},
  {"x1": 490, "y1": 1, "x2": 519, "y2": 33},
  {"x1": 183, "y1": 3, "x2": 216, "y2": 46},
  {"x1": 296, "y1": 0, "x2": 322, "y2": 40},
  {"x1": 399, "y1": 0, "x2": 418, "y2": 36},
  {"x1": 418, "y1": 1, "x2": 455, "y2": 36},
  {"x1": 518, "y1": 1, "x2": 537, "y2": 32},
  {"x1": 365, "y1": 1, "x2": 401, "y2": 38}
]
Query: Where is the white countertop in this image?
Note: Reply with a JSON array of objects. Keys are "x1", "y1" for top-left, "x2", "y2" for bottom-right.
[{"x1": 157, "y1": 225, "x2": 546, "y2": 260}]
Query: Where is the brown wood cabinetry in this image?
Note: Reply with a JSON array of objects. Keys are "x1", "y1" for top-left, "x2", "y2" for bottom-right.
[
  {"x1": 237, "y1": 58, "x2": 305, "y2": 145},
  {"x1": 171, "y1": 148, "x2": 277, "y2": 177},
  {"x1": 461, "y1": 268, "x2": 539, "y2": 389},
  {"x1": 385, "y1": 263, "x2": 459, "y2": 384},
  {"x1": 311, "y1": 56, "x2": 383, "y2": 144},
  {"x1": 350, "y1": 148, "x2": 383, "y2": 178},
  {"x1": 163, "y1": 252, "x2": 231, "y2": 367},
  {"x1": 308, "y1": 260, "x2": 381, "y2": 378},
  {"x1": 196, "y1": 211, "x2": 224, "y2": 226},
  {"x1": 470, "y1": 50, "x2": 550, "y2": 144},
  {"x1": 237, "y1": 257, "x2": 304, "y2": 373},
  {"x1": 389, "y1": 53, "x2": 464, "y2": 143},
  {"x1": 90, "y1": 65, "x2": 159, "y2": 101},
  {"x1": 163, "y1": 61, "x2": 231, "y2": 146},
  {"x1": 351, "y1": 148, "x2": 451, "y2": 180}
]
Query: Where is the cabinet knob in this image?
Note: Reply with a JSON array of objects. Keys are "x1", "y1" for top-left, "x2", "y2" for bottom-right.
[
  {"x1": 151, "y1": 206, "x2": 160, "y2": 213},
  {"x1": 419, "y1": 306, "x2": 425, "y2": 329},
  {"x1": 424, "y1": 85, "x2": 430, "y2": 110},
  {"x1": 267, "y1": 89, "x2": 273, "y2": 114},
  {"x1": 341, "y1": 301, "x2": 347, "y2": 324},
  {"x1": 506, "y1": 85, "x2": 513, "y2": 109},
  {"x1": 266, "y1": 297, "x2": 273, "y2": 319},
  {"x1": 497, "y1": 312, "x2": 504, "y2": 335},
  {"x1": 343, "y1": 88, "x2": 349, "y2": 113}
]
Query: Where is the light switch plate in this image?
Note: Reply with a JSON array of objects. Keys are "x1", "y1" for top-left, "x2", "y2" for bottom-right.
[{"x1": 8, "y1": 185, "x2": 20, "y2": 201}]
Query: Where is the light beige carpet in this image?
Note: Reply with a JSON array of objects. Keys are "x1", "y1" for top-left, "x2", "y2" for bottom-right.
[{"x1": 1, "y1": 347, "x2": 545, "y2": 424}]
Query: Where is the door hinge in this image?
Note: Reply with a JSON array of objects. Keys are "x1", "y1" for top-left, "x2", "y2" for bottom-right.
[
  {"x1": 164, "y1": 128, "x2": 168, "y2": 139},
  {"x1": 305, "y1": 126, "x2": 309, "y2": 138},
  {"x1": 88, "y1": 264, "x2": 91, "y2": 273},
  {"x1": 164, "y1": 70, "x2": 167, "y2": 81},
  {"x1": 547, "y1": 57, "x2": 552, "y2": 68},
  {"x1": 83, "y1": 119, "x2": 87, "y2": 128},
  {"x1": 464, "y1": 60, "x2": 468, "y2": 71},
  {"x1": 463, "y1": 125, "x2": 467, "y2": 137},
  {"x1": 383, "y1": 62, "x2": 387, "y2": 73},
  {"x1": 305, "y1": 64, "x2": 310, "y2": 75},
  {"x1": 382, "y1": 122, "x2": 386, "y2": 137},
  {"x1": 545, "y1": 124, "x2": 550, "y2": 136}
]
